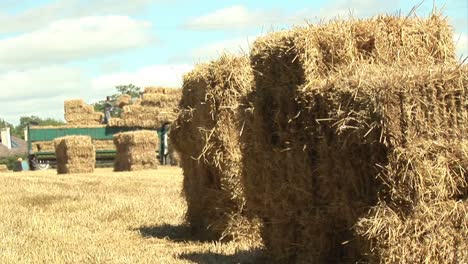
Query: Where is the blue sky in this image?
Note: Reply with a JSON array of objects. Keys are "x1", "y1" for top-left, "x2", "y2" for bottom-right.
[{"x1": 0, "y1": 0, "x2": 467, "y2": 124}]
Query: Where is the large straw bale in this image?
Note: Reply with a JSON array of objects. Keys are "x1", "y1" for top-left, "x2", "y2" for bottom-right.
[
  {"x1": 109, "y1": 88, "x2": 181, "y2": 128},
  {"x1": 242, "y1": 14, "x2": 459, "y2": 263},
  {"x1": 34, "y1": 139, "x2": 114, "y2": 153},
  {"x1": 34, "y1": 141, "x2": 56, "y2": 152},
  {"x1": 93, "y1": 140, "x2": 115, "y2": 150},
  {"x1": 64, "y1": 99, "x2": 103, "y2": 125},
  {"x1": 113, "y1": 130, "x2": 158, "y2": 171},
  {"x1": 0, "y1": 164, "x2": 8, "y2": 173},
  {"x1": 54, "y1": 136, "x2": 95, "y2": 174},
  {"x1": 171, "y1": 54, "x2": 261, "y2": 243},
  {"x1": 356, "y1": 200, "x2": 468, "y2": 264},
  {"x1": 116, "y1": 94, "x2": 132, "y2": 108}
]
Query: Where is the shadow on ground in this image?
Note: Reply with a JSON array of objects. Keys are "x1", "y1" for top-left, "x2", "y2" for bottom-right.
[
  {"x1": 179, "y1": 249, "x2": 268, "y2": 264},
  {"x1": 135, "y1": 224, "x2": 211, "y2": 243}
]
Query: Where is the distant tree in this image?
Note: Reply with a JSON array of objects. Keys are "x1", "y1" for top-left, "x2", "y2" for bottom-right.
[
  {"x1": 93, "y1": 84, "x2": 142, "y2": 117},
  {"x1": 0, "y1": 118, "x2": 13, "y2": 129},
  {"x1": 12, "y1": 116, "x2": 65, "y2": 139},
  {"x1": 115, "y1": 84, "x2": 141, "y2": 98}
]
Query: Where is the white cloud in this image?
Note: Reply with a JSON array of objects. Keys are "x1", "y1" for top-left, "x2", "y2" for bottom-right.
[
  {"x1": 190, "y1": 36, "x2": 257, "y2": 61},
  {"x1": 0, "y1": 66, "x2": 92, "y2": 124},
  {"x1": 184, "y1": 5, "x2": 280, "y2": 30},
  {"x1": 92, "y1": 64, "x2": 193, "y2": 91},
  {"x1": 0, "y1": 63, "x2": 193, "y2": 124},
  {"x1": 454, "y1": 33, "x2": 468, "y2": 59},
  {"x1": 0, "y1": 0, "x2": 155, "y2": 34},
  {"x1": 0, "y1": 16, "x2": 152, "y2": 69},
  {"x1": 0, "y1": 66, "x2": 89, "y2": 101}
]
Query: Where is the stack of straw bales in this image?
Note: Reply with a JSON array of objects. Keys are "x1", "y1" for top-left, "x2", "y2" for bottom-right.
[
  {"x1": 171, "y1": 54, "x2": 261, "y2": 243},
  {"x1": 113, "y1": 130, "x2": 159, "y2": 171},
  {"x1": 54, "y1": 136, "x2": 95, "y2": 174},
  {"x1": 240, "y1": 14, "x2": 464, "y2": 263},
  {"x1": 0, "y1": 164, "x2": 8, "y2": 173},
  {"x1": 64, "y1": 100, "x2": 103, "y2": 125},
  {"x1": 110, "y1": 87, "x2": 181, "y2": 128},
  {"x1": 116, "y1": 94, "x2": 132, "y2": 108},
  {"x1": 34, "y1": 139, "x2": 115, "y2": 152}
]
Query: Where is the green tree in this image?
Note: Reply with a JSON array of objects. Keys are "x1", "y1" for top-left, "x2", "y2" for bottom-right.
[
  {"x1": 93, "y1": 84, "x2": 141, "y2": 117},
  {"x1": 116, "y1": 84, "x2": 141, "y2": 98},
  {"x1": 13, "y1": 116, "x2": 65, "y2": 139},
  {"x1": 0, "y1": 118, "x2": 13, "y2": 129}
]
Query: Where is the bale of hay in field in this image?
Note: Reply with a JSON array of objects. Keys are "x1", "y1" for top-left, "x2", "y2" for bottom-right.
[
  {"x1": 171, "y1": 54, "x2": 261, "y2": 244},
  {"x1": 113, "y1": 130, "x2": 158, "y2": 171},
  {"x1": 35, "y1": 139, "x2": 115, "y2": 152},
  {"x1": 353, "y1": 139, "x2": 468, "y2": 263},
  {"x1": 54, "y1": 136, "x2": 95, "y2": 174},
  {"x1": 116, "y1": 94, "x2": 132, "y2": 108},
  {"x1": 93, "y1": 140, "x2": 115, "y2": 150},
  {"x1": 242, "y1": 14, "x2": 459, "y2": 263},
  {"x1": 109, "y1": 88, "x2": 181, "y2": 128},
  {"x1": 356, "y1": 200, "x2": 468, "y2": 264},
  {"x1": 34, "y1": 141, "x2": 56, "y2": 152},
  {"x1": 0, "y1": 164, "x2": 8, "y2": 173},
  {"x1": 64, "y1": 99, "x2": 103, "y2": 125}
]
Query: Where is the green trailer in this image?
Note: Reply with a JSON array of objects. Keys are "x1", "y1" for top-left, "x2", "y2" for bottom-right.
[{"x1": 27, "y1": 125, "x2": 161, "y2": 170}]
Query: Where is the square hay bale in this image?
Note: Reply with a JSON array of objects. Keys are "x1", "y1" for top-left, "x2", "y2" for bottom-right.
[
  {"x1": 93, "y1": 140, "x2": 115, "y2": 150},
  {"x1": 54, "y1": 136, "x2": 95, "y2": 174},
  {"x1": 113, "y1": 130, "x2": 159, "y2": 171},
  {"x1": 242, "y1": 14, "x2": 459, "y2": 263},
  {"x1": 64, "y1": 99, "x2": 103, "y2": 125},
  {"x1": 356, "y1": 200, "x2": 468, "y2": 264},
  {"x1": 141, "y1": 93, "x2": 181, "y2": 108},
  {"x1": 109, "y1": 90, "x2": 180, "y2": 129},
  {"x1": 116, "y1": 94, "x2": 132, "y2": 108},
  {"x1": 171, "y1": 54, "x2": 262, "y2": 244},
  {"x1": 0, "y1": 164, "x2": 8, "y2": 173},
  {"x1": 34, "y1": 141, "x2": 56, "y2": 152}
]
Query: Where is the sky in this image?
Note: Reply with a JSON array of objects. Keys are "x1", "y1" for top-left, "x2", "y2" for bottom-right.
[{"x1": 0, "y1": 0, "x2": 467, "y2": 125}]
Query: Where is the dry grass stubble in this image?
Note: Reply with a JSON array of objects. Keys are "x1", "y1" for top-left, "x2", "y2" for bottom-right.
[{"x1": 0, "y1": 167, "x2": 264, "y2": 263}]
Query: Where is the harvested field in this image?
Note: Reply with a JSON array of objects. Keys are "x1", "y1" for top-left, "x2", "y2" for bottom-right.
[
  {"x1": 171, "y1": 54, "x2": 262, "y2": 244},
  {"x1": 0, "y1": 167, "x2": 265, "y2": 263},
  {"x1": 113, "y1": 130, "x2": 159, "y2": 171},
  {"x1": 54, "y1": 136, "x2": 95, "y2": 174}
]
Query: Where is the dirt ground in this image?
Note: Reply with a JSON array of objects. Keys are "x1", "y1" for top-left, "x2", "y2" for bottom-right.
[{"x1": 0, "y1": 167, "x2": 264, "y2": 264}]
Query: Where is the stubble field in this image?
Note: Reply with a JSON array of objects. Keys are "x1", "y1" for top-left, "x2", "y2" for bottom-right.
[{"x1": 0, "y1": 167, "x2": 263, "y2": 264}]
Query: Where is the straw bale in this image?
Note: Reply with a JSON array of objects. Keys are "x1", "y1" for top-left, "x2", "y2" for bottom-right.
[
  {"x1": 34, "y1": 141, "x2": 55, "y2": 152},
  {"x1": 141, "y1": 93, "x2": 181, "y2": 108},
  {"x1": 93, "y1": 140, "x2": 115, "y2": 150},
  {"x1": 113, "y1": 130, "x2": 158, "y2": 171},
  {"x1": 0, "y1": 164, "x2": 8, "y2": 173},
  {"x1": 54, "y1": 136, "x2": 95, "y2": 174},
  {"x1": 144, "y1": 86, "x2": 181, "y2": 94},
  {"x1": 64, "y1": 99, "x2": 103, "y2": 125},
  {"x1": 30, "y1": 125, "x2": 107, "y2": 129},
  {"x1": 35, "y1": 139, "x2": 115, "y2": 152},
  {"x1": 109, "y1": 89, "x2": 181, "y2": 129},
  {"x1": 242, "y1": 14, "x2": 460, "y2": 263},
  {"x1": 116, "y1": 94, "x2": 132, "y2": 108},
  {"x1": 171, "y1": 54, "x2": 261, "y2": 243},
  {"x1": 356, "y1": 200, "x2": 468, "y2": 264}
]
